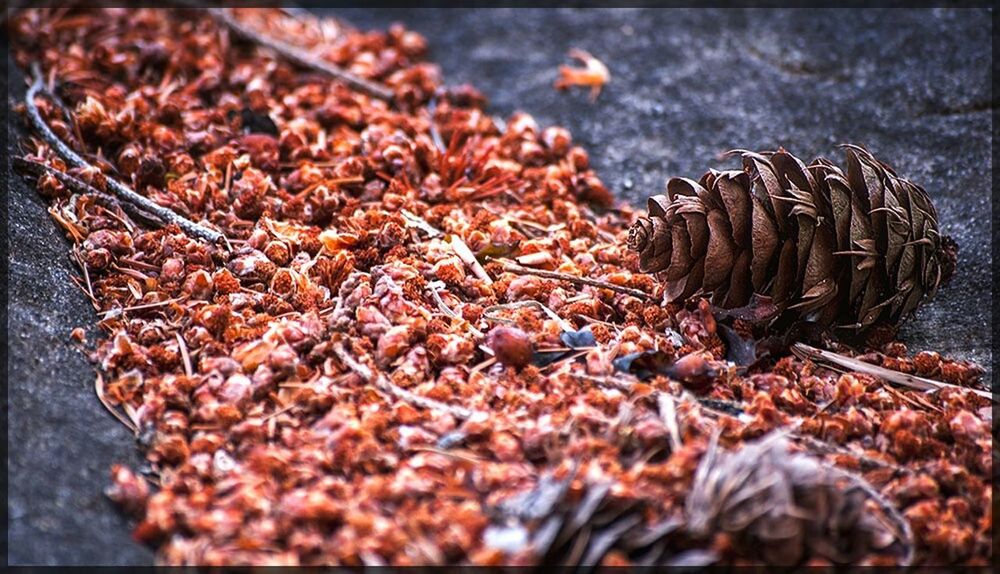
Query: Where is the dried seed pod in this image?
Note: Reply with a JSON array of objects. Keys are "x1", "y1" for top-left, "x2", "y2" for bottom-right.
[
  {"x1": 627, "y1": 146, "x2": 957, "y2": 334},
  {"x1": 686, "y1": 432, "x2": 913, "y2": 566},
  {"x1": 486, "y1": 326, "x2": 534, "y2": 369}
]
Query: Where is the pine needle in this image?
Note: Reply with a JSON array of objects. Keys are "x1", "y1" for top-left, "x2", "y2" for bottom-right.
[
  {"x1": 332, "y1": 340, "x2": 483, "y2": 421},
  {"x1": 494, "y1": 259, "x2": 654, "y2": 301},
  {"x1": 792, "y1": 343, "x2": 993, "y2": 401}
]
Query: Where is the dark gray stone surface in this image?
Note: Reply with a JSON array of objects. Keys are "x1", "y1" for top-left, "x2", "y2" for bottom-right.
[
  {"x1": 6, "y1": 8, "x2": 992, "y2": 565},
  {"x1": 5, "y1": 61, "x2": 154, "y2": 565}
]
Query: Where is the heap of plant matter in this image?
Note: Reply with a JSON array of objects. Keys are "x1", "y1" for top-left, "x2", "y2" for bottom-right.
[{"x1": 10, "y1": 7, "x2": 992, "y2": 567}]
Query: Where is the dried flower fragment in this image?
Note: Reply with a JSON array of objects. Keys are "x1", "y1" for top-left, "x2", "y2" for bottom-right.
[{"x1": 554, "y1": 49, "x2": 610, "y2": 102}]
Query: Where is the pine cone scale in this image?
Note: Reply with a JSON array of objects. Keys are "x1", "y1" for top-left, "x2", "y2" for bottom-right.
[{"x1": 749, "y1": 190, "x2": 780, "y2": 293}]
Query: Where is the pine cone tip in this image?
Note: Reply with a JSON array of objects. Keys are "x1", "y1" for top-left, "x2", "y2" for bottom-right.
[{"x1": 627, "y1": 218, "x2": 650, "y2": 252}]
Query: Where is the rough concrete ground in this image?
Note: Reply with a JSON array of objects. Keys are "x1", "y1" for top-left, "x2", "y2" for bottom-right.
[{"x1": 5, "y1": 8, "x2": 991, "y2": 565}]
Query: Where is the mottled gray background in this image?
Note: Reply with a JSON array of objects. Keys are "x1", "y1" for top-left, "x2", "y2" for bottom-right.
[{"x1": 6, "y1": 8, "x2": 992, "y2": 565}]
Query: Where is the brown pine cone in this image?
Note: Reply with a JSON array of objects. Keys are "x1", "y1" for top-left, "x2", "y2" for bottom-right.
[
  {"x1": 626, "y1": 145, "x2": 957, "y2": 334},
  {"x1": 686, "y1": 433, "x2": 913, "y2": 566}
]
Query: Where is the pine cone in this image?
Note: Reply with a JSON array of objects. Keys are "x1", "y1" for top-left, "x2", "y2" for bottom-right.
[
  {"x1": 485, "y1": 467, "x2": 711, "y2": 567},
  {"x1": 627, "y1": 145, "x2": 958, "y2": 333},
  {"x1": 686, "y1": 433, "x2": 913, "y2": 566}
]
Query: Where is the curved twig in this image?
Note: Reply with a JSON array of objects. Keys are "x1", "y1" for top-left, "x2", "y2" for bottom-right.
[
  {"x1": 332, "y1": 340, "x2": 482, "y2": 421},
  {"x1": 22, "y1": 70, "x2": 226, "y2": 244},
  {"x1": 792, "y1": 343, "x2": 993, "y2": 401},
  {"x1": 208, "y1": 7, "x2": 395, "y2": 103},
  {"x1": 494, "y1": 259, "x2": 655, "y2": 301},
  {"x1": 13, "y1": 157, "x2": 164, "y2": 229}
]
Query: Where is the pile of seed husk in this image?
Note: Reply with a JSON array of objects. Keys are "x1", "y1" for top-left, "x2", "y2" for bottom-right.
[{"x1": 10, "y1": 7, "x2": 992, "y2": 567}]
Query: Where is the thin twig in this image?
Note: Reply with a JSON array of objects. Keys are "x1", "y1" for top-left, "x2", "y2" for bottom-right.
[
  {"x1": 792, "y1": 343, "x2": 993, "y2": 401},
  {"x1": 71, "y1": 246, "x2": 100, "y2": 311},
  {"x1": 332, "y1": 340, "x2": 482, "y2": 421},
  {"x1": 22, "y1": 70, "x2": 226, "y2": 244},
  {"x1": 118, "y1": 257, "x2": 162, "y2": 272},
  {"x1": 261, "y1": 402, "x2": 299, "y2": 422},
  {"x1": 470, "y1": 356, "x2": 497, "y2": 376},
  {"x1": 14, "y1": 157, "x2": 164, "y2": 229},
  {"x1": 543, "y1": 349, "x2": 590, "y2": 373},
  {"x1": 208, "y1": 7, "x2": 395, "y2": 102},
  {"x1": 427, "y1": 280, "x2": 486, "y2": 339},
  {"x1": 175, "y1": 331, "x2": 193, "y2": 378},
  {"x1": 570, "y1": 371, "x2": 639, "y2": 394},
  {"x1": 494, "y1": 259, "x2": 654, "y2": 301},
  {"x1": 98, "y1": 297, "x2": 185, "y2": 317},
  {"x1": 70, "y1": 275, "x2": 100, "y2": 310},
  {"x1": 483, "y1": 300, "x2": 574, "y2": 333}
]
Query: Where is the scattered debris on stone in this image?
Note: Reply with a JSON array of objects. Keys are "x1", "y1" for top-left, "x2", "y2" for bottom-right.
[{"x1": 9, "y1": 7, "x2": 992, "y2": 567}]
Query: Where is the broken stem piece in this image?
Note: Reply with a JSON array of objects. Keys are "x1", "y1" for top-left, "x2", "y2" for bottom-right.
[
  {"x1": 495, "y1": 259, "x2": 654, "y2": 301},
  {"x1": 483, "y1": 300, "x2": 574, "y2": 333},
  {"x1": 792, "y1": 343, "x2": 993, "y2": 401},
  {"x1": 23, "y1": 70, "x2": 226, "y2": 245},
  {"x1": 14, "y1": 157, "x2": 164, "y2": 229},
  {"x1": 332, "y1": 340, "x2": 483, "y2": 421},
  {"x1": 208, "y1": 8, "x2": 395, "y2": 102},
  {"x1": 449, "y1": 234, "x2": 494, "y2": 286}
]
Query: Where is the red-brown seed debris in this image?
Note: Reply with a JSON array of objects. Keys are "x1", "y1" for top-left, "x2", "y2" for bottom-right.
[
  {"x1": 10, "y1": 7, "x2": 992, "y2": 567},
  {"x1": 554, "y1": 48, "x2": 610, "y2": 102},
  {"x1": 486, "y1": 326, "x2": 534, "y2": 369}
]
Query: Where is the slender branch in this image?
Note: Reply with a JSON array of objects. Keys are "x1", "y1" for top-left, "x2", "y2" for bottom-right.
[
  {"x1": 332, "y1": 340, "x2": 482, "y2": 421},
  {"x1": 792, "y1": 343, "x2": 993, "y2": 401},
  {"x1": 22, "y1": 71, "x2": 226, "y2": 245},
  {"x1": 14, "y1": 157, "x2": 163, "y2": 229},
  {"x1": 208, "y1": 7, "x2": 395, "y2": 103},
  {"x1": 494, "y1": 259, "x2": 655, "y2": 301}
]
